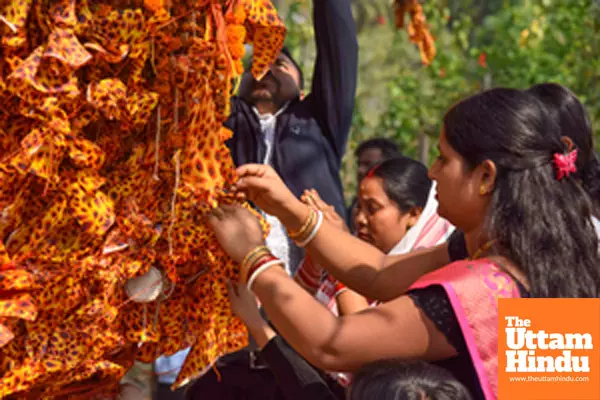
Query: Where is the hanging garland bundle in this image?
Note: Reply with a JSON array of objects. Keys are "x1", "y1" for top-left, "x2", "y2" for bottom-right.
[
  {"x1": 394, "y1": 0, "x2": 436, "y2": 65},
  {"x1": 0, "y1": 0, "x2": 285, "y2": 397}
]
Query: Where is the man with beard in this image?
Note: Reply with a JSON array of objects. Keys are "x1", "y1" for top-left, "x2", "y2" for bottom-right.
[
  {"x1": 185, "y1": 0, "x2": 358, "y2": 399},
  {"x1": 225, "y1": 0, "x2": 358, "y2": 276}
]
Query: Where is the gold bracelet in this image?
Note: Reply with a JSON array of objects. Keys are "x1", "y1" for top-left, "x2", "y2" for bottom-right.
[
  {"x1": 241, "y1": 252, "x2": 273, "y2": 283},
  {"x1": 288, "y1": 208, "x2": 314, "y2": 240},
  {"x1": 240, "y1": 246, "x2": 272, "y2": 282},
  {"x1": 293, "y1": 210, "x2": 320, "y2": 245},
  {"x1": 243, "y1": 249, "x2": 271, "y2": 273},
  {"x1": 288, "y1": 208, "x2": 316, "y2": 240},
  {"x1": 241, "y1": 246, "x2": 270, "y2": 270},
  {"x1": 244, "y1": 254, "x2": 279, "y2": 285},
  {"x1": 296, "y1": 210, "x2": 323, "y2": 247}
]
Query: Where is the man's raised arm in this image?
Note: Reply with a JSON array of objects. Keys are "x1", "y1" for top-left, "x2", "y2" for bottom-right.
[{"x1": 308, "y1": 0, "x2": 358, "y2": 159}]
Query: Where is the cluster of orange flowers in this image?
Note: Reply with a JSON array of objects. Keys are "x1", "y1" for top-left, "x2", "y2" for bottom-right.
[
  {"x1": 0, "y1": 0, "x2": 284, "y2": 398},
  {"x1": 394, "y1": 0, "x2": 436, "y2": 65}
]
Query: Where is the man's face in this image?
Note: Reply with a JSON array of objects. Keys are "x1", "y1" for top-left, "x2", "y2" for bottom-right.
[
  {"x1": 239, "y1": 52, "x2": 301, "y2": 110},
  {"x1": 357, "y1": 148, "x2": 384, "y2": 183}
]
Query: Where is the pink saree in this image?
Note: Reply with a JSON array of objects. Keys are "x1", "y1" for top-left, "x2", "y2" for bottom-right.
[{"x1": 410, "y1": 259, "x2": 522, "y2": 400}]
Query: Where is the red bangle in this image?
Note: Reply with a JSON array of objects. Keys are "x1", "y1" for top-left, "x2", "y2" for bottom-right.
[
  {"x1": 334, "y1": 281, "x2": 347, "y2": 296},
  {"x1": 300, "y1": 256, "x2": 321, "y2": 276},
  {"x1": 245, "y1": 255, "x2": 279, "y2": 284}
]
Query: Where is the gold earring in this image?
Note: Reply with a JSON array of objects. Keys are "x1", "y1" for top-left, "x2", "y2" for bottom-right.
[{"x1": 479, "y1": 185, "x2": 487, "y2": 195}]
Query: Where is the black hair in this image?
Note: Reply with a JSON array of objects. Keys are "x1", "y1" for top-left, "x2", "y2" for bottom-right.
[
  {"x1": 369, "y1": 156, "x2": 432, "y2": 213},
  {"x1": 280, "y1": 47, "x2": 305, "y2": 90},
  {"x1": 527, "y1": 83, "x2": 600, "y2": 215},
  {"x1": 444, "y1": 88, "x2": 600, "y2": 298},
  {"x1": 349, "y1": 360, "x2": 473, "y2": 400},
  {"x1": 355, "y1": 138, "x2": 400, "y2": 159}
]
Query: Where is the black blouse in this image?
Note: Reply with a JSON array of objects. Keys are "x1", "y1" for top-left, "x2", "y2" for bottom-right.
[
  {"x1": 259, "y1": 284, "x2": 529, "y2": 400},
  {"x1": 261, "y1": 335, "x2": 344, "y2": 400},
  {"x1": 408, "y1": 281, "x2": 530, "y2": 400}
]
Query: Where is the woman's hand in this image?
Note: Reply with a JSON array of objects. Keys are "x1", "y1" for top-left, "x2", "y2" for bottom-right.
[
  {"x1": 227, "y1": 281, "x2": 265, "y2": 328},
  {"x1": 228, "y1": 280, "x2": 277, "y2": 348},
  {"x1": 301, "y1": 189, "x2": 349, "y2": 233},
  {"x1": 234, "y1": 164, "x2": 302, "y2": 219},
  {"x1": 207, "y1": 205, "x2": 265, "y2": 263}
]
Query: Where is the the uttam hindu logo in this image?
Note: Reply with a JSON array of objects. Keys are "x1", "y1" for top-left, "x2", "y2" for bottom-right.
[
  {"x1": 498, "y1": 299, "x2": 600, "y2": 400},
  {"x1": 505, "y1": 315, "x2": 592, "y2": 373}
]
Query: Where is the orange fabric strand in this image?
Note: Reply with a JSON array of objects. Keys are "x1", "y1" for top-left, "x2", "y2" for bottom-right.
[
  {"x1": 394, "y1": 0, "x2": 436, "y2": 65},
  {"x1": 0, "y1": 0, "x2": 285, "y2": 397}
]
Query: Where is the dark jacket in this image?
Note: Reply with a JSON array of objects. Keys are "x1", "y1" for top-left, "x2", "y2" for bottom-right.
[
  {"x1": 225, "y1": 0, "x2": 358, "y2": 220},
  {"x1": 261, "y1": 336, "x2": 343, "y2": 400},
  {"x1": 184, "y1": 338, "x2": 342, "y2": 400}
]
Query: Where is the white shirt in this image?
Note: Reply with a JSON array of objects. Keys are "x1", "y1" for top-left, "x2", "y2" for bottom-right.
[
  {"x1": 154, "y1": 347, "x2": 191, "y2": 384},
  {"x1": 253, "y1": 104, "x2": 299, "y2": 275}
]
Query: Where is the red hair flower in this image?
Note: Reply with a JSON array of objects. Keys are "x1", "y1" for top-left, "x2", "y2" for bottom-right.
[{"x1": 553, "y1": 149, "x2": 578, "y2": 180}]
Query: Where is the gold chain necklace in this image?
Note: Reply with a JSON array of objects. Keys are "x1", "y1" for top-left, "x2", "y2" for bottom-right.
[{"x1": 468, "y1": 239, "x2": 497, "y2": 261}]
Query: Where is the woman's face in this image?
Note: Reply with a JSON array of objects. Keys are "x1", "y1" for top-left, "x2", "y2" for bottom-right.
[
  {"x1": 354, "y1": 176, "x2": 420, "y2": 253},
  {"x1": 428, "y1": 127, "x2": 490, "y2": 232}
]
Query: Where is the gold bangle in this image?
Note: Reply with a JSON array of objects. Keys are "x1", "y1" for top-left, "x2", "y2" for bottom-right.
[
  {"x1": 243, "y1": 249, "x2": 271, "y2": 273},
  {"x1": 296, "y1": 209, "x2": 323, "y2": 247},
  {"x1": 241, "y1": 251, "x2": 272, "y2": 283},
  {"x1": 243, "y1": 254, "x2": 278, "y2": 285},
  {"x1": 240, "y1": 246, "x2": 272, "y2": 282},
  {"x1": 288, "y1": 209, "x2": 313, "y2": 240},
  {"x1": 288, "y1": 208, "x2": 316, "y2": 240},
  {"x1": 293, "y1": 210, "x2": 319, "y2": 244},
  {"x1": 241, "y1": 246, "x2": 270, "y2": 270}
]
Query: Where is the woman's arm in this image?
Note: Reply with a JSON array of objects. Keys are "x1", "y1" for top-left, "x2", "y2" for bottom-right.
[
  {"x1": 228, "y1": 283, "x2": 337, "y2": 400},
  {"x1": 227, "y1": 281, "x2": 276, "y2": 348},
  {"x1": 299, "y1": 215, "x2": 450, "y2": 301},
  {"x1": 253, "y1": 266, "x2": 457, "y2": 372},
  {"x1": 208, "y1": 206, "x2": 456, "y2": 372},
  {"x1": 234, "y1": 165, "x2": 450, "y2": 301},
  {"x1": 336, "y1": 289, "x2": 370, "y2": 316},
  {"x1": 327, "y1": 278, "x2": 370, "y2": 315}
]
